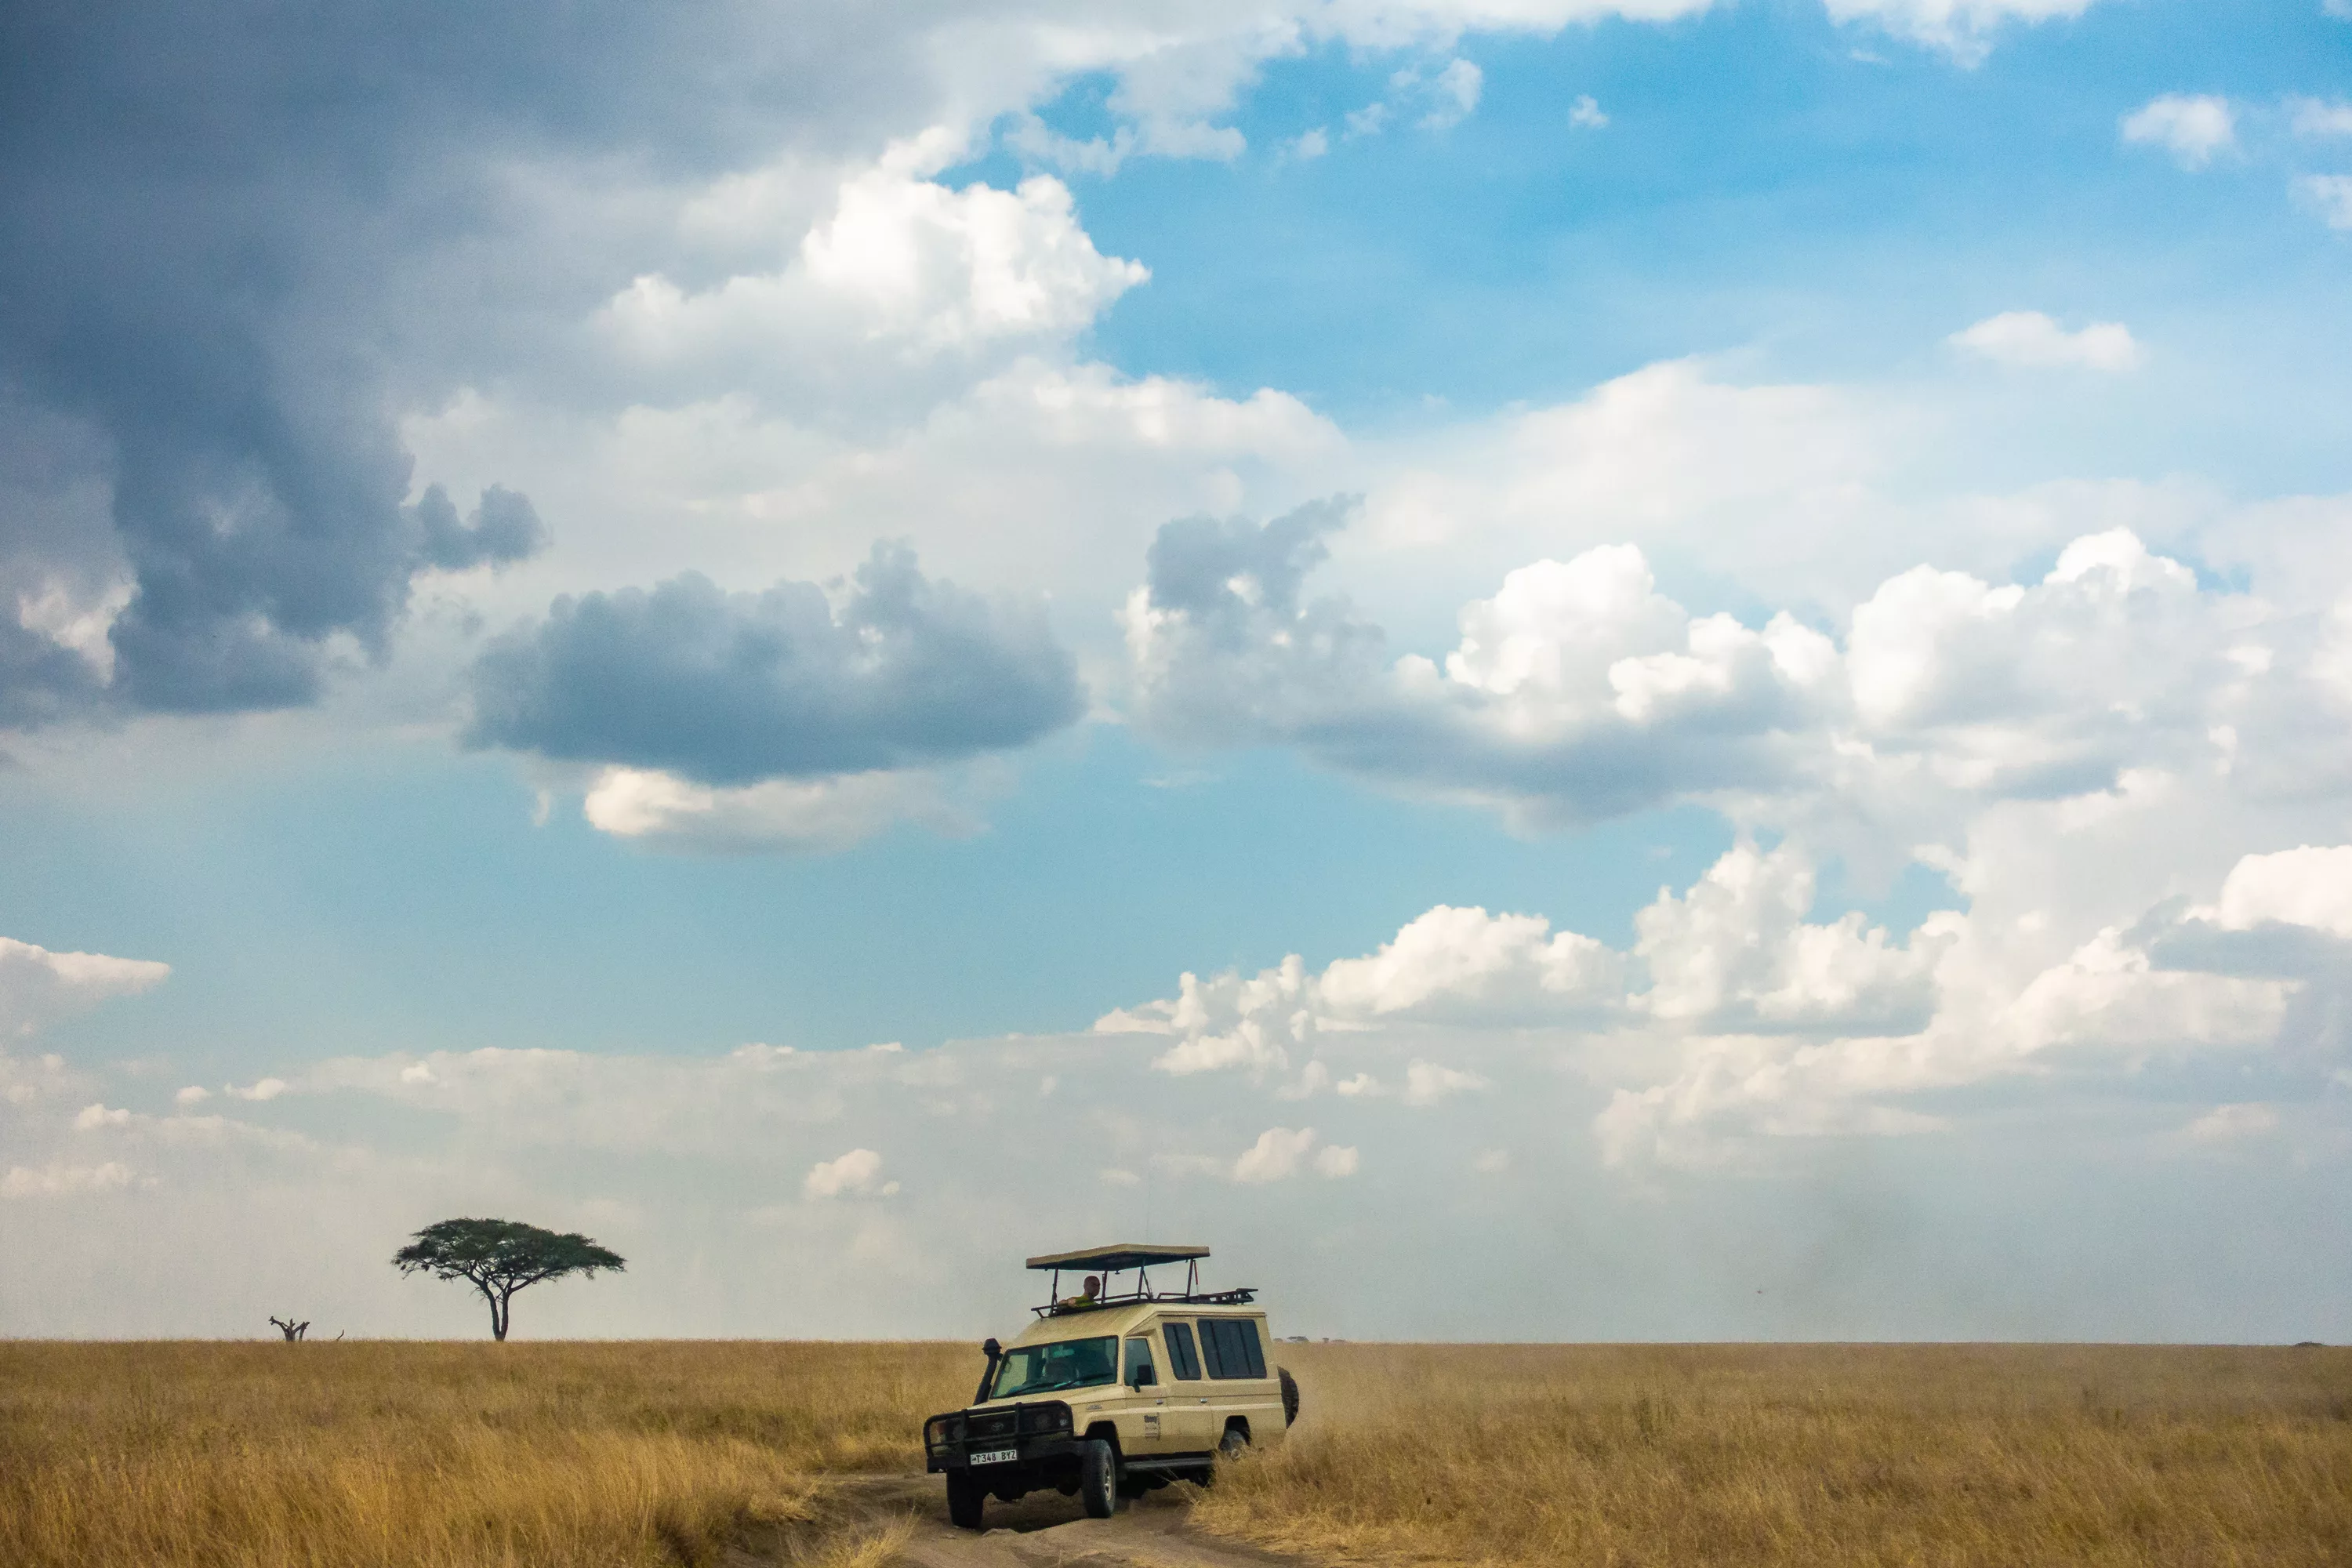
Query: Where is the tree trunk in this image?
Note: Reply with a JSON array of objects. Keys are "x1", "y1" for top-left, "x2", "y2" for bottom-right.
[{"x1": 489, "y1": 1290, "x2": 506, "y2": 1341}]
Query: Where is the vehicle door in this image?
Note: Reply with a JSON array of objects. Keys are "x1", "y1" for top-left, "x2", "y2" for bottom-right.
[
  {"x1": 1156, "y1": 1318, "x2": 1217, "y2": 1450},
  {"x1": 1118, "y1": 1331, "x2": 1174, "y2": 1454},
  {"x1": 1196, "y1": 1314, "x2": 1272, "y2": 1440}
]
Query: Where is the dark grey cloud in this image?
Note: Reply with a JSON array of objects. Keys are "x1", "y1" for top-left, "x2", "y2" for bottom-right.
[
  {"x1": 0, "y1": 1, "x2": 969, "y2": 724},
  {"x1": 1133, "y1": 496, "x2": 1392, "y2": 742},
  {"x1": 1145, "y1": 497, "x2": 1356, "y2": 634},
  {"x1": 466, "y1": 543, "x2": 1083, "y2": 783},
  {"x1": 412, "y1": 486, "x2": 547, "y2": 575}
]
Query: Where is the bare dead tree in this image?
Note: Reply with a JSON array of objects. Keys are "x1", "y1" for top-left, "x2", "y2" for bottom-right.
[{"x1": 268, "y1": 1316, "x2": 310, "y2": 1341}]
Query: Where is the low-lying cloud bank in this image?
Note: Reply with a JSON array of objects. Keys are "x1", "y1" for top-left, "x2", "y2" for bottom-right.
[{"x1": 6, "y1": 801, "x2": 2347, "y2": 1340}]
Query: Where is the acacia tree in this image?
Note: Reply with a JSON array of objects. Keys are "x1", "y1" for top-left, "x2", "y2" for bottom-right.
[{"x1": 392, "y1": 1218, "x2": 624, "y2": 1341}]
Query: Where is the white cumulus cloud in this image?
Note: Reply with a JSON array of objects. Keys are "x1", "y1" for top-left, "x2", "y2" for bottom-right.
[
  {"x1": 1949, "y1": 311, "x2": 2143, "y2": 371},
  {"x1": 2207, "y1": 845, "x2": 2352, "y2": 938},
  {"x1": 2121, "y1": 94, "x2": 2237, "y2": 168},
  {"x1": 1823, "y1": 0, "x2": 2101, "y2": 64},
  {"x1": 1319, "y1": 905, "x2": 1622, "y2": 1021},
  {"x1": 601, "y1": 162, "x2": 1148, "y2": 398},
  {"x1": 1423, "y1": 59, "x2": 1485, "y2": 129},
  {"x1": 804, "y1": 1147, "x2": 899, "y2": 1199},
  {"x1": 2, "y1": 1160, "x2": 136, "y2": 1200},
  {"x1": 1634, "y1": 843, "x2": 1953, "y2": 1033},
  {"x1": 2187, "y1": 1102, "x2": 2279, "y2": 1142},
  {"x1": 0, "y1": 937, "x2": 170, "y2": 1039},
  {"x1": 1232, "y1": 1126, "x2": 1355, "y2": 1182},
  {"x1": 1312, "y1": 1142, "x2": 1361, "y2": 1177},
  {"x1": 581, "y1": 764, "x2": 989, "y2": 854},
  {"x1": 2288, "y1": 96, "x2": 2352, "y2": 137},
  {"x1": 2295, "y1": 175, "x2": 2352, "y2": 230},
  {"x1": 1402, "y1": 1061, "x2": 1490, "y2": 1106}
]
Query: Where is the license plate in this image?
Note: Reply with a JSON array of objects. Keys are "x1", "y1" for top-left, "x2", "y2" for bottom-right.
[{"x1": 969, "y1": 1447, "x2": 1018, "y2": 1465}]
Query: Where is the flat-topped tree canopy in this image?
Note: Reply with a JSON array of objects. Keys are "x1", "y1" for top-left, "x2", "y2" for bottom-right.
[{"x1": 1025, "y1": 1243, "x2": 1210, "y2": 1273}]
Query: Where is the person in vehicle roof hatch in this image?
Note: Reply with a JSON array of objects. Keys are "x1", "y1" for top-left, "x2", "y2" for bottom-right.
[{"x1": 1059, "y1": 1274, "x2": 1102, "y2": 1308}]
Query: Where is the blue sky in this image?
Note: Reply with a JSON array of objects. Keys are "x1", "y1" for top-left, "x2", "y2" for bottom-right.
[{"x1": 3, "y1": 0, "x2": 2351, "y2": 1341}]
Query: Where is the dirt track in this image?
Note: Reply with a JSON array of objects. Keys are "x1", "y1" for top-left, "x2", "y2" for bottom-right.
[{"x1": 768, "y1": 1473, "x2": 1305, "y2": 1568}]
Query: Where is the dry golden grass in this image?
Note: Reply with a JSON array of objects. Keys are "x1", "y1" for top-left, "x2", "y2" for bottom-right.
[
  {"x1": 8, "y1": 1339, "x2": 2349, "y2": 1568},
  {"x1": 0, "y1": 1340, "x2": 970, "y2": 1568},
  {"x1": 1193, "y1": 1343, "x2": 2352, "y2": 1568}
]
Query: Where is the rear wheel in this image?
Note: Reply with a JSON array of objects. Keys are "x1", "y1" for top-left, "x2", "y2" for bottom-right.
[
  {"x1": 946, "y1": 1472, "x2": 986, "y2": 1530},
  {"x1": 1279, "y1": 1366, "x2": 1301, "y2": 1427},
  {"x1": 1218, "y1": 1425, "x2": 1250, "y2": 1461},
  {"x1": 1079, "y1": 1438, "x2": 1120, "y2": 1518}
]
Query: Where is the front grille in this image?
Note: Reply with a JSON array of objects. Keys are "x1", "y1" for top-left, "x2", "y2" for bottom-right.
[{"x1": 967, "y1": 1411, "x2": 1018, "y2": 1441}]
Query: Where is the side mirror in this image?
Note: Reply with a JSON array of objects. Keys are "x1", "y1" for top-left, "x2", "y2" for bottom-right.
[{"x1": 1129, "y1": 1364, "x2": 1157, "y2": 1389}]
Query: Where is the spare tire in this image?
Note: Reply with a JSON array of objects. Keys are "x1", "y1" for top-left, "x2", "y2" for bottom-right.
[{"x1": 1278, "y1": 1366, "x2": 1301, "y2": 1427}]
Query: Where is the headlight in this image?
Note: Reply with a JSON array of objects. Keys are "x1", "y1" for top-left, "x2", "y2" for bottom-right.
[{"x1": 1020, "y1": 1403, "x2": 1072, "y2": 1434}]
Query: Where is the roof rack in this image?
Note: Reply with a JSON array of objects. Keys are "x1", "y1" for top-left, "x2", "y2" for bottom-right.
[{"x1": 1025, "y1": 1243, "x2": 1257, "y2": 1319}]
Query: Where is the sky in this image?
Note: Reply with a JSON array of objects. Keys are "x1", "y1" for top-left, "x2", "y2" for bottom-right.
[{"x1": 3, "y1": 0, "x2": 2351, "y2": 1344}]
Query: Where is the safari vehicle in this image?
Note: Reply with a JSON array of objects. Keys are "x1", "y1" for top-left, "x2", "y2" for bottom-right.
[{"x1": 923, "y1": 1243, "x2": 1300, "y2": 1530}]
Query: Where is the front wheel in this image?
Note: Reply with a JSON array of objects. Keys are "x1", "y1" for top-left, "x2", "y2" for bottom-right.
[
  {"x1": 1079, "y1": 1438, "x2": 1120, "y2": 1518},
  {"x1": 946, "y1": 1472, "x2": 986, "y2": 1530}
]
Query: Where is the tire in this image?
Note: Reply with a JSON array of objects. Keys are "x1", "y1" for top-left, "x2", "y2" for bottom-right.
[
  {"x1": 1279, "y1": 1366, "x2": 1301, "y2": 1427},
  {"x1": 946, "y1": 1472, "x2": 986, "y2": 1531},
  {"x1": 1079, "y1": 1438, "x2": 1120, "y2": 1519},
  {"x1": 1218, "y1": 1425, "x2": 1250, "y2": 1461}
]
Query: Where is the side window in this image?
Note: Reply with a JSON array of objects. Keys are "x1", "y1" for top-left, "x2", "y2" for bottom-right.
[
  {"x1": 1231, "y1": 1318, "x2": 1265, "y2": 1378},
  {"x1": 1123, "y1": 1336, "x2": 1157, "y2": 1388},
  {"x1": 1162, "y1": 1321, "x2": 1202, "y2": 1381},
  {"x1": 1199, "y1": 1318, "x2": 1267, "y2": 1380}
]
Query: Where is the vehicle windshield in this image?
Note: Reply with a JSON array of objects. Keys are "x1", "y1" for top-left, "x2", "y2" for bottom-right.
[{"x1": 990, "y1": 1335, "x2": 1118, "y2": 1399}]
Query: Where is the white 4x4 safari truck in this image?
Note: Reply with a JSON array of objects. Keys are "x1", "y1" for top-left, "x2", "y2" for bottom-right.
[{"x1": 923, "y1": 1243, "x2": 1300, "y2": 1529}]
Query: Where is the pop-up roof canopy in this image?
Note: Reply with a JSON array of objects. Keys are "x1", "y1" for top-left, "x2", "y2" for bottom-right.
[
  {"x1": 1025, "y1": 1243, "x2": 1210, "y2": 1273},
  {"x1": 1022, "y1": 1243, "x2": 1251, "y2": 1318}
]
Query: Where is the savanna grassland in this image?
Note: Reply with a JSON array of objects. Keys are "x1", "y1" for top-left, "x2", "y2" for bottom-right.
[
  {"x1": 4, "y1": 1340, "x2": 2349, "y2": 1568},
  {"x1": 0, "y1": 1340, "x2": 967, "y2": 1568},
  {"x1": 1203, "y1": 1343, "x2": 2352, "y2": 1568}
]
